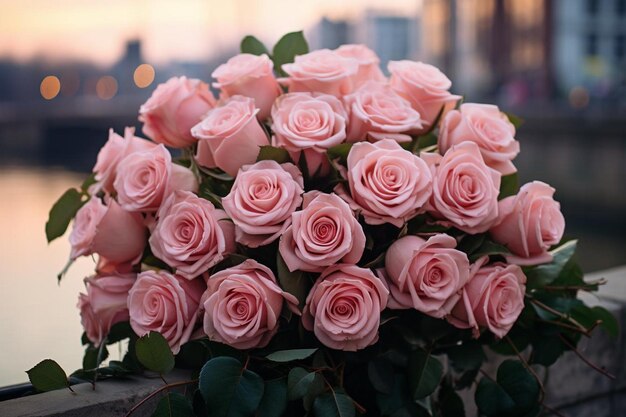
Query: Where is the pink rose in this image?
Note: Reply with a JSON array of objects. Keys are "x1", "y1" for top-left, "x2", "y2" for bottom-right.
[
  {"x1": 490, "y1": 181, "x2": 565, "y2": 265},
  {"x1": 78, "y1": 273, "x2": 136, "y2": 345},
  {"x1": 302, "y1": 264, "x2": 389, "y2": 351},
  {"x1": 212, "y1": 53, "x2": 281, "y2": 120},
  {"x1": 139, "y1": 76, "x2": 216, "y2": 148},
  {"x1": 345, "y1": 81, "x2": 424, "y2": 143},
  {"x1": 279, "y1": 192, "x2": 366, "y2": 272},
  {"x1": 388, "y1": 60, "x2": 460, "y2": 133},
  {"x1": 439, "y1": 103, "x2": 520, "y2": 175},
  {"x1": 335, "y1": 139, "x2": 432, "y2": 227},
  {"x1": 114, "y1": 144, "x2": 198, "y2": 212},
  {"x1": 280, "y1": 49, "x2": 359, "y2": 97},
  {"x1": 192, "y1": 96, "x2": 269, "y2": 176},
  {"x1": 271, "y1": 92, "x2": 347, "y2": 176},
  {"x1": 334, "y1": 44, "x2": 385, "y2": 87},
  {"x1": 428, "y1": 142, "x2": 501, "y2": 233},
  {"x1": 448, "y1": 259, "x2": 526, "y2": 338},
  {"x1": 222, "y1": 160, "x2": 304, "y2": 247},
  {"x1": 69, "y1": 197, "x2": 146, "y2": 263},
  {"x1": 383, "y1": 234, "x2": 470, "y2": 318},
  {"x1": 201, "y1": 259, "x2": 299, "y2": 350},
  {"x1": 128, "y1": 270, "x2": 205, "y2": 354},
  {"x1": 149, "y1": 191, "x2": 235, "y2": 279},
  {"x1": 93, "y1": 127, "x2": 156, "y2": 194}
]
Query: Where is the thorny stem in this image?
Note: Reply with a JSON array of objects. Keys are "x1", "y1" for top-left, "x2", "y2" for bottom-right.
[
  {"x1": 529, "y1": 298, "x2": 591, "y2": 336},
  {"x1": 505, "y1": 335, "x2": 545, "y2": 402},
  {"x1": 535, "y1": 318, "x2": 592, "y2": 337},
  {"x1": 124, "y1": 379, "x2": 198, "y2": 417},
  {"x1": 559, "y1": 335, "x2": 615, "y2": 379}
]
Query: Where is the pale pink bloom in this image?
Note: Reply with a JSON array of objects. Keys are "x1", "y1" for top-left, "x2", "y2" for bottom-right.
[
  {"x1": 192, "y1": 95, "x2": 269, "y2": 176},
  {"x1": 279, "y1": 192, "x2": 366, "y2": 272},
  {"x1": 222, "y1": 160, "x2": 304, "y2": 247},
  {"x1": 335, "y1": 139, "x2": 432, "y2": 227},
  {"x1": 439, "y1": 103, "x2": 519, "y2": 175},
  {"x1": 334, "y1": 44, "x2": 385, "y2": 87},
  {"x1": 139, "y1": 76, "x2": 216, "y2": 148},
  {"x1": 212, "y1": 53, "x2": 282, "y2": 120},
  {"x1": 149, "y1": 191, "x2": 236, "y2": 279},
  {"x1": 302, "y1": 264, "x2": 389, "y2": 351},
  {"x1": 128, "y1": 270, "x2": 205, "y2": 354},
  {"x1": 383, "y1": 234, "x2": 470, "y2": 318},
  {"x1": 490, "y1": 181, "x2": 565, "y2": 266},
  {"x1": 201, "y1": 259, "x2": 299, "y2": 350}
]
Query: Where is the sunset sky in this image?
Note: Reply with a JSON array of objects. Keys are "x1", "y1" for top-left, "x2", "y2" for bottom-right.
[{"x1": 0, "y1": 0, "x2": 419, "y2": 66}]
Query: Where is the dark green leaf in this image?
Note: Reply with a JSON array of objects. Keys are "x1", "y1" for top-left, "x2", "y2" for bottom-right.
[
  {"x1": 499, "y1": 173, "x2": 519, "y2": 200},
  {"x1": 257, "y1": 378, "x2": 287, "y2": 417},
  {"x1": 469, "y1": 239, "x2": 511, "y2": 262},
  {"x1": 266, "y1": 348, "x2": 318, "y2": 362},
  {"x1": 272, "y1": 31, "x2": 309, "y2": 76},
  {"x1": 475, "y1": 377, "x2": 516, "y2": 416},
  {"x1": 438, "y1": 383, "x2": 465, "y2": 417},
  {"x1": 407, "y1": 350, "x2": 443, "y2": 400},
  {"x1": 276, "y1": 253, "x2": 310, "y2": 309},
  {"x1": 457, "y1": 233, "x2": 486, "y2": 256},
  {"x1": 524, "y1": 240, "x2": 578, "y2": 289},
  {"x1": 312, "y1": 390, "x2": 355, "y2": 417},
  {"x1": 416, "y1": 132, "x2": 438, "y2": 150},
  {"x1": 257, "y1": 145, "x2": 292, "y2": 164},
  {"x1": 590, "y1": 306, "x2": 619, "y2": 337},
  {"x1": 368, "y1": 358, "x2": 395, "y2": 394},
  {"x1": 240, "y1": 35, "x2": 270, "y2": 56},
  {"x1": 287, "y1": 367, "x2": 316, "y2": 400},
  {"x1": 327, "y1": 143, "x2": 353, "y2": 165},
  {"x1": 45, "y1": 188, "x2": 86, "y2": 242},
  {"x1": 82, "y1": 344, "x2": 109, "y2": 370},
  {"x1": 490, "y1": 326, "x2": 530, "y2": 355},
  {"x1": 504, "y1": 112, "x2": 524, "y2": 129},
  {"x1": 152, "y1": 392, "x2": 194, "y2": 417},
  {"x1": 135, "y1": 332, "x2": 175, "y2": 374},
  {"x1": 81, "y1": 173, "x2": 98, "y2": 193},
  {"x1": 530, "y1": 336, "x2": 563, "y2": 366},
  {"x1": 26, "y1": 359, "x2": 69, "y2": 392},
  {"x1": 303, "y1": 373, "x2": 326, "y2": 411},
  {"x1": 107, "y1": 321, "x2": 134, "y2": 344},
  {"x1": 447, "y1": 341, "x2": 485, "y2": 371},
  {"x1": 198, "y1": 356, "x2": 264, "y2": 417}
]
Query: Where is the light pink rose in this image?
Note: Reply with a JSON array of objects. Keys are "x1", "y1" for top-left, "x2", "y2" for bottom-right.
[
  {"x1": 69, "y1": 197, "x2": 146, "y2": 263},
  {"x1": 222, "y1": 160, "x2": 304, "y2": 247},
  {"x1": 490, "y1": 181, "x2": 565, "y2": 266},
  {"x1": 212, "y1": 53, "x2": 281, "y2": 120},
  {"x1": 388, "y1": 60, "x2": 460, "y2": 133},
  {"x1": 335, "y1": 44, "x2": 385, "y2": 87},
  {"x1": 439, "y1": 103, "x2": 519, "y2": 175},
  {"x1": 139, "y1": 76, "x2": 216, "y2": 148},
  {"x1": 428, "y1": 142, "x2": 501, "y2": 233},
  {"x1": 93, "y1": 127, "x2": 156, "y2": 194},
  {"x1": 302, "y1": 264, "x2": 389, "y2": 351},
  {"x1": 78, "y1": 273, "x2": 136, "y2": 345},
  {"x1": 280, "y1": 49, "x2": 359, "y2": 97},
  {"x1": 149, "y1": 191, "x2": 235, "y2": 279},
  {"x1": 271, "y1": 92, "x2": 347, "y2": 176},
  {"x1": 128, "y1": 270, "x2": 205, "y2": 354},
  {"x1": 279, "y1": 192, "x2": 366, "y2": 272},
  {"x1": 448, "y1": 258, "x2": 526, "y2": 338},
  {"x1": 345, "y1": 81, "x2": 424, "y2": 143},
  {"x1": 335, "y1": 139, "x2": 432, "y2": 227},
  {"x1": 383, "y1": 234, "x2": 470, "y2": 318},
  {"x1": 114, "y1": 144, "x2": 198, "y2": 212},
  {"x1": 201, "y1": 259, "x2": 299, "y2": 350},
  {"x1": 192, "y1": 95, "x2": 269, "y2": 176}
]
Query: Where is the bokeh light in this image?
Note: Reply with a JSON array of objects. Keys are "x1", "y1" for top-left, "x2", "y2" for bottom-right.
[
  {"x1": 133, "y1": 64, "x2": 155, "y2": 88},
  {"x1": 569, "y1": 86, "x2": 590, "y2": 109},
  {"x1": 96, "y1": 76, "x2": 118, "y2": 100},
  {"x1": 40, "y1": 75, "x2": 61, "y2": 100}
]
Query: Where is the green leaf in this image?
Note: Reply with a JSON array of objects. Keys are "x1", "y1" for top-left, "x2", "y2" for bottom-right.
[
  {"x1": 368, "y1": 358, "x2": 395, "y2": 394},
  {"x1": 524, "y1": 240, "x2": 578, "y2": 289},
  {"x1": 45, "y1": 188, "x2": 87, "y2": 242},
  {"x1": 312, "y1": 390, "x2": 355, "y2": 417},
  {"x1": 272, "y1": 31, "x2": 309, "y2": 76},
  {"x1": 135, "y1": 331, "x2": 175, "y2": 374},
  {"x1": 504, "y1": 112, "x2": 524, "y2": 129},
  {"x1": 276, "y1": 253, "x2": 310, "y2": 309},
  {"x1": 438, "y1": 383, "x2": 465, "y2": 417},
  {"x1": 530, "y1": 335, "x2": 563, "y2": 366},
  {"x1": 590, "y1": 306, "x2": 619, "y2": 337},
  {"x1": 152, "y1": 392, "x2": 195, "y2": 417},
  {"x1": 475, "y1": 360, "x2": 540, "y2": 416},
  {"x1": 287, "y1": 367, "x2": 316, "y2": 400},
  {"x1": 327, "y1": 143, "x2": 353, "y2": 165},
  {"x1": 199, "y1": 356, "x2": 264, "y2": 417},
  {"x1": 27, "y1": 359, "x2": 69, "y2": 392},
  {"x1": 257, "y1": 145, "x2": 292, "y2": 164},
  {"x1": 107, "y1": 321, "x2": 134, "y2": 344},
  {"x1": 81, "y1": 172, "x2": 98, "y2": 193},
  {"x1": 240, "y1": 35, "x2": 270, "y2": 56},
  {"x1": 499, "y1": 173, "x2": 519, "y2": 200},
  {"x1": 303, "y1": 373, "x2": 326, "y2": 411},
  {"x1": 469, "y1": 239, "x2": 511, "y2": 262},
  {"x1": 407, "y1": 350, "x2": 443, "y2": 400},
  {"x1": 447, "y1": 341, "x2": 486, "y2": 371},
  {"x1": 457, "y1": 233, "x2": 486, "y2": 256},
  {"x1": 82, "y1": 344, "x2": 109, "y2": 370},
  {"x1": 265, "y1": 348, "x2": 318, "y2": 362},
  {"x1": 257, "y1": 378, "x2": 287, "y2": 417}
]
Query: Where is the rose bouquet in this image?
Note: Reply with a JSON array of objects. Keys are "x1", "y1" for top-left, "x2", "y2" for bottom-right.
[{"x1": 34, "y1": 32, "x2": 616, "y2": 417}]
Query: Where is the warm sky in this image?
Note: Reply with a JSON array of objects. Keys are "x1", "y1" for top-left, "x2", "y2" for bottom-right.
[{"x1": 0, "y1": 0, "x2": 420, "y2": 66}]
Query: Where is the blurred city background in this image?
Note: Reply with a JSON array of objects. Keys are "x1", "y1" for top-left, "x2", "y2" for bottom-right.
[{"x1": 0, "y1": 0, "x2": 624, "y2": 385}]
